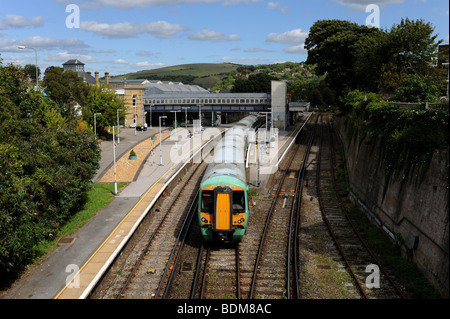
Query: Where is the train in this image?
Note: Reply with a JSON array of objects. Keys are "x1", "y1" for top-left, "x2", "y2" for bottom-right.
[{"x1": 198, "y1": 113, "x2": 259, "y2": 243}]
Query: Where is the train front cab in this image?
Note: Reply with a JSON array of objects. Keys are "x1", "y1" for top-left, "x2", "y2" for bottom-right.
[{"x1": 199, "y1": 184, "x2": 248, "y2": 243}]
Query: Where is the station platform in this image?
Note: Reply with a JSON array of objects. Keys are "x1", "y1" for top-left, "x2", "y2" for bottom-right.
[{"x1": 1, "y1": 114, "x2": 311, "y2": 299}]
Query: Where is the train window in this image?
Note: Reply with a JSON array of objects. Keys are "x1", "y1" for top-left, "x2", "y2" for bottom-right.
[
  {"x1": 201, "y1": 191, "x2": 214, "y2": 213},
  {"x1": 232, "y1": 191, "x2": 245, "y2": 213}
]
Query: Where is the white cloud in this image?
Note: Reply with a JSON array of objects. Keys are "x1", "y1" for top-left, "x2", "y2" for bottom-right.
[
  {"x1": 43, "y1": 51, "x2": 97, "y2": 63},
  {"x1": 136, "y1": 51, "x2": 155, "y2": 57},
  {"x1": 0, "y1": 15, "x2": 44, "y2": 30},
  {"x1": 188, "y1": 29, "x2": 241, "y2": 42},
  {"x1": 267, "y1": 2, "x2": 290, "y2": 14},
  {"x1": 114, "y1": 58, "x2": 129, "y2": 64},
  {"x1": 266, "y1": 28, "x2": 308, "y2": 44},
  {"x1": 0, "y1": 36, "x2": 88, "y2": 52},
  {"x1": 68, "y1": 0, "x2": 261, "y2": 9},
  {"x1": 244, "y1": 47, "x2": 274, "y2": 53},
  {"x1": 110, "y1": 58, "x2": 164, "y2": 69},
  {"x1": 283, "y1": 44, "x2": 307, "y2": 54},
  {"x1": 80, "y1": 20, "x2": 186, "y2": 38},
  {"x1": 333, "y1": 0, "x2": 404, "y2": 11}
]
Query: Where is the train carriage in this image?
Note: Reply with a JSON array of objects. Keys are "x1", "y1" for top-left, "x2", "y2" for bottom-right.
[{"x1": 198, "y1": 114, "x2": 259, "y2": 243}]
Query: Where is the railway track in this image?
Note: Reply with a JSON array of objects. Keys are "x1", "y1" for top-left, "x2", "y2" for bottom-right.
[
  {"x1": 91, "y1": 112, "x2": 409, "y2": 300},
  {"x1": 92, "y1": 161, "x2": 207, "y2": 299},
  {"x1": 316, "y1": 117, "x2": 406, "y2": 299},
  {"x1": 246, "y1": 114, "x2": 318, "y2": 299}
]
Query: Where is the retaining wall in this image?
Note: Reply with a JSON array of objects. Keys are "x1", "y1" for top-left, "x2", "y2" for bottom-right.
[{"x1": 335, "y1": 116, "x2": 449, "y2": 298}]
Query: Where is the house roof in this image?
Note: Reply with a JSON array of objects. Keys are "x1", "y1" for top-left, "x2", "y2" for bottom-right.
[{"x1": 62, "y1": 59, "x2": 85, "y2": 65}]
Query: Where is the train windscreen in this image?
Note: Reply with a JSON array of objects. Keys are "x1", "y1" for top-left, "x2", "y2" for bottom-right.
[
  {"x1": 201, "y1": 191, "x2": 214, "y2": 213},
  {"x1": 232, "y1": 191, "x2": 245, "y2": 213}
]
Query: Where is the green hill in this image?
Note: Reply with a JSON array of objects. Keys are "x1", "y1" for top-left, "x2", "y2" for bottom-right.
[{"x1": 111, "y1": 63, "x2": 241, "y2": 89}]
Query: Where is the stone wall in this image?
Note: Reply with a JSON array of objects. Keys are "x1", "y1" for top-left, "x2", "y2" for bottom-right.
[{"x1": 335, "y1": 116, "x2": 449, "y2": 298}]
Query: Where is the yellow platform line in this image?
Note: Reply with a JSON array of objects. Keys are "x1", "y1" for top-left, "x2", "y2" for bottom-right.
[{"x1": 55, "y1": 129, "x2": 223, "y2": 299}]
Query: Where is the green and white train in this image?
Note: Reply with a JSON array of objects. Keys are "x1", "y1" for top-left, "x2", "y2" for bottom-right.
[{"x1": 198, "y1": 114, "x2": 259, "y2": 243}]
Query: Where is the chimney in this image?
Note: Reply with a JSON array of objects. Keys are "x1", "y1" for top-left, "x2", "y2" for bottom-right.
[
  {"x1": 95, "y1": 71, "x2": 99, "y2": 87},
  {"x1": 105, "y1": 72, "x2": 109, "y2": 85},
  {"x1": 87, "y1": 71, "x2": 91, "y2": 75}
]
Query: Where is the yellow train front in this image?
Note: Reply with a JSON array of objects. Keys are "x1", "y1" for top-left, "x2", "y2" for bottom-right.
[{"x1": 198, "y1": 114, "x2": 258, "y2": 243}]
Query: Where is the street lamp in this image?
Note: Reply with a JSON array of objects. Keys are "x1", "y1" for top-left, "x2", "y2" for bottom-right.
[
  {"x1": 159, "y1": 116, "x2": 167, "y2": 166},
  {"x1": 18, "y1": 46, "x2": 38, "y2": 89},
  {"x1": 94, "y1": 113, "x2": 101, "y2": 139},
  {"x1": 170, "y1": 110, "x2": 178, "y2": 129},
  {"x1": 117, "y1": 109, "x2": 123, "y2": 144},
  {"x1": 182, "y1": 107, "x2": 190, "y2": 130},
  {"x1": 112, "y1": 124, "x2": 124, "y2": 195},
  {"x1": 150, "y1": 104, "x2": 153, "y2": 129}
]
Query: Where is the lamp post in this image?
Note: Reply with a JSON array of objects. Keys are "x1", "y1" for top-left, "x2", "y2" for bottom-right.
[
  {"x1": 170, "y1": 110, "x2": 178, "y2": 129},
  {"x1": 182, "y1": 107, "x2": 190, "y2": 130},
  {"x1": 17, "y1": 46, "x2": 38, "y2": 89},
  {"x1": 150, "y1": 104, "x2": 153, "y2": 129},
  {"x1": 117, "y1": 109, "x2": 123, "y2": 144},
  {"x1": 159, "y1": 116, "x2": 167, "y2": 166},
  {"x1": 134, "y1": 105, "x2": 137, "y2": 136},
  {"x1": 112, "y1": 125, "x2": 124, "y2": 195},
  {"x1": 94, "y1": 112, "x2": 101, "y2": 139}
]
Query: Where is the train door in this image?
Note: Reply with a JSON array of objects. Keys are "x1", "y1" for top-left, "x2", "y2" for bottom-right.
[{"x1": 214, "y1": 186, "x2": 232, "y2": 232}]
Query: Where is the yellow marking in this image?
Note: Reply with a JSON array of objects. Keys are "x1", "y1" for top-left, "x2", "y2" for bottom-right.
[
  {"x1": 215, "y1": 193, "x2": 230, "y2": 231},
  {"x1": 202, "y1": 185, "x2": 244, "y2": 191},
  {"x1": 200, "y1": 212, "x2": 212, "y2": 225},
  {"x1": 55, "y1": 129, "x2": 222, "y2": 299},
  {"x1": 232, "y1": 213, "x2": 246, "y2": 225}
]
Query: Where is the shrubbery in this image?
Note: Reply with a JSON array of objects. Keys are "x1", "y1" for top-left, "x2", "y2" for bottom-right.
[
  {"x1": 0, "y1": 58, "x2": 101, "y2": 285},
  {"x1": 343, "y1": 90, "x2": 449, "y2": 190}
]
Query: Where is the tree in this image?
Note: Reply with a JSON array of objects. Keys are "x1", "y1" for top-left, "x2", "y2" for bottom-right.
[
  {"x1": 355, "y1": 18, "x2": 442, "y2": 96},
  {"x1": 83, "y1": 84, "x2": 126, "y2": 136},
  {"x1": 305, "y1": 18, "x2": 443, "y2": 103},
  {"x1": 393, "y1": 74, "x2": 439, "y2": 102},
  {"x1": 231, "y1": 73, "x2": 276, "y2": 93},
  {"x1": 305, "y1": 20, "x2": 377, "y2": 98},
  {"x1": 389, "y1": 18, "x2": 441, "y2": 76},
  {"x1": 42, "y1": 67, "x2": 90, "y2": 118},
  {"x1": 1, "y1": 57, "x2": 100, "y2": 284},
  {"x1": 23, "y1": 64, "x2": 41, "y2": 82}
]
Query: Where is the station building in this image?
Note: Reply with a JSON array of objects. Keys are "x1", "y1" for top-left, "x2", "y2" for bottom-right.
[{"x1": 62, "y1": 59, "x2": 309, "y2": 131}]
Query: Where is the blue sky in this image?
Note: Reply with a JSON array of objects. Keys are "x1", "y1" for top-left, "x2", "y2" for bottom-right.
[{"x1": 0, "y1": 0, "x2": 448, "y2": 76}]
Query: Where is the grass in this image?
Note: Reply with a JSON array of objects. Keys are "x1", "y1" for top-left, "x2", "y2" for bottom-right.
[
  {"x1": 111, "y1": 63, "x2": 240, "y2": 88},
  {"x1": 35, "y1": 182, "x2": 128, "y2": 255}
]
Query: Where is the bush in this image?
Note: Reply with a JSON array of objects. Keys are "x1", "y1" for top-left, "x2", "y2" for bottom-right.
[
  {"x1": 343, "y1": 90, "x2": 449, "y2": 191},
  {"x1": 1, "y1": 58, "x2": 101, "y2": 286}
]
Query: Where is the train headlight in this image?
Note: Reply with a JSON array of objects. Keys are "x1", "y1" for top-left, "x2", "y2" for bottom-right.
[
  {"x1": 238, "y1": 218, "x2": 245, "y2": 224},
  {"x1": 201, "y1": 217, "x2": 209, "y2": 224}
]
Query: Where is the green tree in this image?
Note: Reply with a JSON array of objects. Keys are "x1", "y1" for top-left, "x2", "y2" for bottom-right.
[
  {"x1": 0, "y1": 56, "x2": 100, "y2": 285},
  {"x1": 83, "y1": 84, "x2": 126, "y2": 136},
  {"x1": 231, "y1": 73, "x2": 276, "y2": 93},
  {"x1": 355, "y1": 18, "x2": 441, "y2": 96},
  {"x1": 393, "y1": 74, "x2": 439, "y2": 102},
  {"x1": 305, "y1": 19, "x2": 377, "y2": 98},
  {"x1": 23, "y1": 64, "x2": 41, "y2": 82},
  {"x1": 42, "y1": 66, "x2": 90, "y2": 118}
]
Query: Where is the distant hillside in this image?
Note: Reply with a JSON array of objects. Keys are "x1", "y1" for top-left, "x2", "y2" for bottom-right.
[{"x1": 111, "y1": 63, "x2": 241, "y2": 89}]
